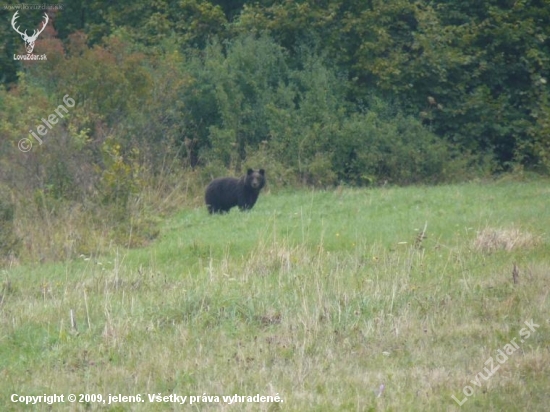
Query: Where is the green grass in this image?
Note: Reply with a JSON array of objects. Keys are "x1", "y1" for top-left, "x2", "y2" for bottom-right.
[{"x1": 1, "y1": 180, "x2": 549, "y2": 411}]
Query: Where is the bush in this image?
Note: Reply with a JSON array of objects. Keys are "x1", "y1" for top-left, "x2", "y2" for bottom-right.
[
  {"x1": 331, "y1": 99, "x2": 460, "y2": 185},
  {"x1": 0, "y1": 188, "x2": 19, "y2": 262}
]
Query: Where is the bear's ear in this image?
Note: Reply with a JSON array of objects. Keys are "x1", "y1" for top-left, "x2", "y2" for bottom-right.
[
  {"x1": 247, "y1": 168, "x2": 253, "y2": 175},
  {"x1": 259, "y1": 169, "x2": 265, "y2": 176}
]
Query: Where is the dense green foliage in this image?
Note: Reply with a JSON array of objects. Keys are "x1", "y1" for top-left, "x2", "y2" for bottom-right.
[{"x1": 2, "y1": 0, "x2": 549, "y2": 175}]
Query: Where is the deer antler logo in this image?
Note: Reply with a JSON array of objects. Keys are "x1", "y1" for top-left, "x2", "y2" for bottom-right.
[{"x1": 11, "y1": 11, "x2": 49, "y2": 54}]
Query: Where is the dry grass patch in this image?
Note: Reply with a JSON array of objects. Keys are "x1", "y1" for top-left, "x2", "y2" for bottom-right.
[{"x1": 473, "y1": 227, "x2": 541, "y2": 252}]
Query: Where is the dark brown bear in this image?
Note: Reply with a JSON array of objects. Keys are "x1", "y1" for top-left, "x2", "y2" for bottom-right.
[{"x1": 205, "y1": 169, "x2": 266, "y2": 214}]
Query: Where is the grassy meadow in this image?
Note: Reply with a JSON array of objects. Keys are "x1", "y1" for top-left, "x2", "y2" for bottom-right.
[{"x1": 1, "y1": 179, "x2": 549, "y2": 411}]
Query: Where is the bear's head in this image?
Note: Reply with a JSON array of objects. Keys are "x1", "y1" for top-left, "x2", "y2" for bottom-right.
[{"x1": 246, "y1": 168, "x2": 265, "y2": 190}]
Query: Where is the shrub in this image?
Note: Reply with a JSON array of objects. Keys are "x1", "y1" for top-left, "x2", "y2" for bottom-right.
[
  {"x1": 332, "y1": 102, "x2": 458, "y2": 186},
  {"x1": 0, "y1": 188, "x2": 19, "y2": 262}
]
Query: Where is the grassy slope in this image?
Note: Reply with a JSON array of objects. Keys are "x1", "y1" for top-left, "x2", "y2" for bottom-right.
[{"x1": 1, "y1": 180, "x2": 549, "y2": 411}]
